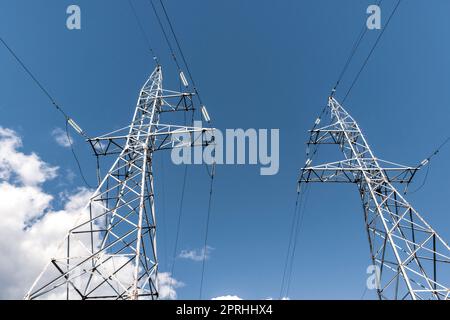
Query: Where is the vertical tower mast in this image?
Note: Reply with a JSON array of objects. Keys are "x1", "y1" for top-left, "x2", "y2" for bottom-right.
[
  {"x1": 299, "y1": 97, "x2": 450, "y2": 300},
  {"x1": 25, "y1": 65, "x2": 212, "y2": 300}
]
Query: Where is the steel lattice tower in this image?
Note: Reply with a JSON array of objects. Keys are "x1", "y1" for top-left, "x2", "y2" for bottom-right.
[
  {"x1": 299, "y1": 97, "x2": 450, "y2": 300},
  {"x1": 25, "y1": 65, "x2": 212, "y2": 300}
]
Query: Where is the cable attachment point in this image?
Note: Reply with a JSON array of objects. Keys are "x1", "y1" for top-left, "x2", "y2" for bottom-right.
[
  {"x1": 330, "y1": 86, "x2": 337, "y2": 98},
  {"x1": 179, "y1": 71, "x2": 189, "y2": 87},
  {"x1": 420, "y1": 159, "x2": 429, "y2": 167},
  {"x1": 67, "y1": 118, "x2": 84, "y2": 136},
  {"x1": 201, "y1": 105, "x2": 211, "y2": 123}
]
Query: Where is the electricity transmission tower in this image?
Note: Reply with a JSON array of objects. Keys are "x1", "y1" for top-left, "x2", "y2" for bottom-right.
[
  {"x1": 25, "y1": 65, "x2": 213, "y2": 300},
  {"x1": 299, "y1": 97, "x2": 450, "y2": 300}
]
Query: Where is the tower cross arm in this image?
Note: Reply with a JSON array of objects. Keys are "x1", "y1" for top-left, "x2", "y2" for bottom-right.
[
  {"x1": 88, "y1": 124, "x2": 215, "y2": 156},
  {"x1": 299, "y1": 158, "x2": 419, "y2": 184}
]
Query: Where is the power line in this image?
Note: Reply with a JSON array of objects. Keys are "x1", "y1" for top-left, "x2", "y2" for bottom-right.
[
  {"x1": 157, "y1": 0, "x2": 205, "y2": 106},
  {"x1": 199, "y1": 163, "x2": 216, "y2": 299},
  {"x1": 167, "y1": 89, "x2": 199, "y2": 291},
  {"x1": 0, "y1": 36, "x2": 88, "y2": 139},
  {"x1": 285, "y1": 186, "x2": 310, "y2": 298},
  {"x1": 168, "y1": 164, "x2": 189, "y2": 291},
  {"x1": 279, "y1": 189, "x2": 302, "y2": 299},
  {"x1": 360, "y1": 286, "x2": 368, "y2": 300},
  {"x1": 65, "y1": 121, "x2": 93, "y2": 189},
  {"x1": 332, "y1": 0, "x2": 383, "y2": 96},
  {"x1": 148, "y1": 0, "x2": 182, "y2": 72},
  {"x1": 279, "y1": 104, "x2": 328, "y2": 299},
  {"x1": 407, "y1": 165, "x2": 431, "y2": 195},
  {"x1": 0, "y1": 35, "x2": 93, "y2": 188},
  {"x1": 420, "y1": 136, "x2": 450, "y2": 167},
  {"x1": 127, "y1": 0, "x2": 159, "y2": 64},
  {"x1": 342, "y1": 0, "x2": 403, "y2": 103},
  {"x1": 279, "y1": 182, "x2": 313, "y2": 299},
  {"x1": 405, "y1": 135, "x2": 450, "y2": 194},
  {"x1": 1, "y1": 36, "x2": 70, "y2": 123},
  {"x1": 160, "y1": 151, "x2": 168, "y2": 269},
  {"x1": 279, "y1": 185, "x2": 311, "y2": 299}
]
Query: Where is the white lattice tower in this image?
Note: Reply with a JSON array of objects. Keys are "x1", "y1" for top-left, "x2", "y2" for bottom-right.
[
  {"x1": 299, "y1": 97, "x2": 450, "y2": 300},
  {"x1": 25, "y1": 65, "x2": 213, "y2": 300}
]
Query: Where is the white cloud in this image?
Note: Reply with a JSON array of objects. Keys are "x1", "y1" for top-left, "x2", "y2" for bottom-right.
[
  {"x1": 157, "y1": 272, "x2": 185, "y2": 300},
  {"x1": 179, "y1": 246, "x2": 213, "y2": 262},
  {"x1": 0, "y1": 127, "x2": 58, "y2": 185},
  {"x1": 211, "y1": 295, "x2": 243, "y2": 300},
  {"x1": 0, "y1": 126, "x2": 88, "y2": 298},
  {"x1": 51, "y1": 127, "x2": 73, "y2": 148},
  {"x1": 211, "y1": 295, "x2": 289, "y2": 300},
  {"x1": 0, "y1": 128, "x2": 185, "y2": 300},
  {"x1": 0, "y1": 183, "x2": 90, "y2": 299},
  {"x1": 0, "y1": 127, "x2": 184, "y2": 300}
]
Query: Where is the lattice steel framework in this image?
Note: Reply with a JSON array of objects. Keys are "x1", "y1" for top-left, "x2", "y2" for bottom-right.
[
  {"x1": 25, "y1": 65, "x2": 213, "y2": 300},
  {"x1": 299, "y1": 97, "x2": 450, "y2": 300}
]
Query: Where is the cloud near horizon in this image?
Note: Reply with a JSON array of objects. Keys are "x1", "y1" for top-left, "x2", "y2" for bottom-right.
[
  {"x1": 211, "y1": 295, "x2": 243, "y2": 300},
  {"x1": 0, "y1": 127, "x2": 181, "y2": 299}
]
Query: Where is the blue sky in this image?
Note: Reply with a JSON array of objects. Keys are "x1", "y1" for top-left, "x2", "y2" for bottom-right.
[{"x1": 1, "y1": 0, "x2": 450, "y2": 299}]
